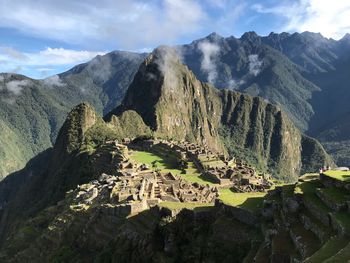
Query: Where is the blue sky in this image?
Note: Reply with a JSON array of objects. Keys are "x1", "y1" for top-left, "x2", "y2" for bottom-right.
[{"x1": 1, "y1": 0, "x2": 350, "y2": 79}]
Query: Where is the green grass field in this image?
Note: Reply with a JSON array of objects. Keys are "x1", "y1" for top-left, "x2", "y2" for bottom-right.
[
  {"x1": 323, "y1": 170, "x2": 350, "y2": 182},
  {"x1": 218, "y1": 188, "x2": 266, "y2": 211},
  {"x1": 179, "y1": 161, "x2": 216, "y2": 185},
  {"x1": 305, "y1": 236, "x2": 349, "y2": 263},
  {"x1": 131, "y1": 150, "x2": 217, "y2": 185},
  {"x1": 130, "y1": 150, "x2": 182, "y2": 174},
  {"x1": 324, "y1": 242, "x2": 350, "y2": 263},
  {"x1": 299, "y1": 173, "x2": 319, "y2": 181}
]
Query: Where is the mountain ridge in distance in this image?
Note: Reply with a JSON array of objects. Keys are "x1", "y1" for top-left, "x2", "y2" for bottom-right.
[{"x1": 1, "y1": 30, "x2": 350, "y2": 179}]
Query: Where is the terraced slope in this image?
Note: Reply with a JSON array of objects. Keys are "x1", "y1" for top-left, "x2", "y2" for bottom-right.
[{"x1": 244, "y1": 174, "x2": 350, "y2": 262}]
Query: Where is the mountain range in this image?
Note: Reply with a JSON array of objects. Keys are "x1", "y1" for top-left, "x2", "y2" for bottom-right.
[
  {"x1": 1, "y1": 31, "x2": 350, "y2": 180},
  {"x1": 0, "y1": 35, "x2": 349, "y2": 262},
  {"x1": 0, "y1": 47, "x2": 334, "y2": 259}
]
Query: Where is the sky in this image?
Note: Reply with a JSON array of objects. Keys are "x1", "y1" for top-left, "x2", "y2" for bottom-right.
[{"x1": 0, "y1": 0, "x2": 350, "y2": 79}]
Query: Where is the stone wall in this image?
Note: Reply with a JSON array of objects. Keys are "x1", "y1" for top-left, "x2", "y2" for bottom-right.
[
  {"x1": 316, "y1": 189, "x2": 347, "y2": 212},
  {"x1": 299, "y1": 213, "x2": 328, "y2": 243},
  {"x1": 329, "y1": 214, "x2": 350, "y2": 237},
  {"x1": 303, "y1": 198, "x2": 330, "y2": 226},
  {"x1": 215, "y1": 200, "x2": 258, "y2": 226},
  {"x1": 320, "y1": 173, "x2": 347, "y2": 189}
]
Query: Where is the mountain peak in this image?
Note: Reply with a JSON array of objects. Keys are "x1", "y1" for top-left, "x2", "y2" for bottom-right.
[
  {"x1": 341, "y1": 33, "x2": 350, "y2": 41},
  {"x1": 241, "y1": 31, "x2": 259, "y2": 41},
  {"x1": 55, "y1": 102, "x2": 97, "y2": 154},
  {"x1": 205, "y1": 32, "x2": 223, "y2": 41}
]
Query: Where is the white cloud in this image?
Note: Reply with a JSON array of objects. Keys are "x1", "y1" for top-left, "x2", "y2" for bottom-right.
[
  {"x1": 42, "y1": 75, "x2": 65, "y2": 87},
  {"x1": 0, "y1": 0, "x2": 207, "y2": 49},
  {"x1": 253, "y1": 0, "x2": 350, "y2": 39},
  {"x1": 29, "y1": 48, "x2": 106, "y2": 65},
  {"x1": 1, "y1": 47, "x2": 28, "y2": 60},
  {"x1": 6, "y1": 79, "x2": 31, "y2": 95},
  {"x1": 154, "y1": 46, "x2": 182, "y2": 92},
  {"x1": 0, "y1": 47, "x2": 105, "y2": 79},
  {"x1": 198, "y1": 41, "x2": 220, "y2": 84},
  {"x1": 248, "y1": 54, "x2": 262, "y2": 76}
]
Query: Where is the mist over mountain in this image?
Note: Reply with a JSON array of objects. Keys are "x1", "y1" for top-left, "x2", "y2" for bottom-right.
[
  {"x1": 0, "y1": 42, "x2": 349, "y2": 262},
  {"x1": 0, "y1": 51, "x2": 145, "y2": 179},
  {"x1": 1, "y1": 31, "x2": 350, "y2": 180}
]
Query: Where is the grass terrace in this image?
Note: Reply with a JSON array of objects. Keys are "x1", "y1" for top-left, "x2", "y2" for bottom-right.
[
  {"x1": 294, "y1": 181, "x2": 331, "y2": 213},
  {"x1": 218, "y1": 188, "x2": 266, "y2": 212},
  {"x1": 305, "y1": 236, "x2": 349, "y2": 263},
  {"x1": 299, "y1": 173, "x2": 319, "y2": 181},
  {"x1": 324, "y1": 242, "x2": 350, "y2": 262},
  {"x1": 318, "y1": 187, "x2": 349, "y2": 205},
  {"x1": 131, "y1": 150, "x2": 182, "y2": 174},
  {"x1": 334, "y1": 212, "x2": 350, "y2": 231},
  {"x1": 130, "y1": 150, "x2": 216, "y2": 185},
  {"x1": 323, "y1": 170, "x2": 350, "y2": 182}
]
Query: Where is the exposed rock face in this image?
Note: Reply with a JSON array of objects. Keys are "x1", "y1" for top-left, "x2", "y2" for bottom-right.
[
  {"x1": 108, "y1": 47, "x2": 332, "y2": 181},
  {"x1": 110, "y1": 47, "x2": 224, "y2": 153}
]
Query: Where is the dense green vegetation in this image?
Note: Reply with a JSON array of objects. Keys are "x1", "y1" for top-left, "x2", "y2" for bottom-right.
[{"x1": 0, "y1": 51, "x2": 144, "y2": 179}]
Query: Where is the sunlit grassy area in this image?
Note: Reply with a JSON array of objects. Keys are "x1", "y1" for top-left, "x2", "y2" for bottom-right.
[
  {"x1": 130, "y1": 150, "x2": 182, "y2": 175},
  {"x1": 179, "y1": 161, "x2": 216, "y2": 185},
  {"x1": 323, "y1": 170, "x2": 350, "y2": 182},
  {"x1": 158, "y1": 201, "x2": 214, "y2": 210},
  {"x1": 131, "y1": 150, "x2": 217, "y2": 185},
  {"x1": 218, "y1": 188, "x2": 266, "y2": 211},
  {"x1": 299, "y1": 173, "x2": 319, "y2": 181}
]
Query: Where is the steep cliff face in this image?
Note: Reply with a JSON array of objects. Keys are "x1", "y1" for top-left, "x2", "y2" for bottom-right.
[
  {"x1": 110, "y1": 47, "x2": 224, "y2": 152},
  {"x1": 108, "y1": 47, "x2": 332, "y2": 180},
  {"x1": 219, "y1": 91, "x2": 302, "y2": 180}
]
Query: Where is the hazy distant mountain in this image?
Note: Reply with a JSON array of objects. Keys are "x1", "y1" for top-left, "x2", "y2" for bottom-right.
[
  {"x1": 1, "y1": 31, "x2": 350, "y2": 179},
  {"x1": 179, "y1": 32, "x2": 350, "y2": 166},
  {"x1": 0, "y1": 51, "x2": 145, "y2": 179},
  {"x1": 0, "y1": 50, "x2": 333, "y2": 259}
]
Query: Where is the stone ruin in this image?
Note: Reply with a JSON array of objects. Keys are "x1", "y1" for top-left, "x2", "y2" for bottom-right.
[
  {"x1": 70, "y1": 138, "x2": 273, "y2": 217},
  {"x1": 71, "y1": 140, "x2": 218, "y2": 216},
  {"x1": 129, "y1": 138, "x2": 273, "y2": 192}
]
